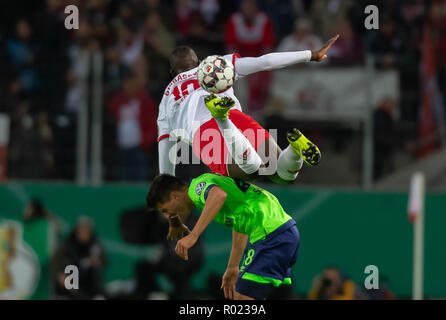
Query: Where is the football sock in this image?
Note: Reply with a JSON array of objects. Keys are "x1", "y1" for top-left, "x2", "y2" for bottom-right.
[
  {"x1": 277, "y1": 145, "x2": 303, "y2": 181},
  {"x1": 215, "y1": 118, "x2": 262, "y2": 175}
]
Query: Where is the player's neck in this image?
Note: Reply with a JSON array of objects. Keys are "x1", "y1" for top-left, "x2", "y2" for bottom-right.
[{"x1": 183, "y1": 189, "x2": 196, "y2": 210}]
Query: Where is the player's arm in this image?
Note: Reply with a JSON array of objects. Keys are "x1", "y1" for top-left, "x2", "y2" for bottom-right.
[
  {"x1": 157, "y1": 95, "x2": 176, "y2": 175},
  {"x1": 227, "y1": 230, "x2": 248, "y2": 269},
  {"x1": 221, "y1": 230, "x2": 248, "y2": 299},
  {"x1": 175, "y1": 186, "x2": 227, "y2": 260},
  {"x1": 158, "y1": 138, "x2": 176, "y2": 175},
  {"x1": 234, "y1": 34, "x2": 339, "y2": 77}
]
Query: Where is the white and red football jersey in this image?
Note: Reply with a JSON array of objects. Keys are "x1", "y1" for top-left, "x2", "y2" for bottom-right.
[{"x1": 157, "y1": 53, "x2": 242, "y2": 145}]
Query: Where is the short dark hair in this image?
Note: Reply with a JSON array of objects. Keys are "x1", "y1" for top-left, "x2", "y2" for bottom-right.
[
  {"x1": 169, "y1": 45, "x2": 194, "y2": 65},
  {"x1": 169, "y1": 46, "x2": 199, "y2": 76},
  {"x1": 146, "y1": 174, "x2": 187, "y2": 210}
]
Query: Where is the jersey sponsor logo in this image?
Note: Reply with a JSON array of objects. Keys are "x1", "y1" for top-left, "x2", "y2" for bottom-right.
[{"x1": 195, "y1": 182, "x2": 207, "y2": 196}]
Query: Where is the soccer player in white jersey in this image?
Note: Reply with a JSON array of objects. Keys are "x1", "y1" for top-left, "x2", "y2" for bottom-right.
[{"x1": 157, "y1": 35, "x2": 339, "y2": 240}]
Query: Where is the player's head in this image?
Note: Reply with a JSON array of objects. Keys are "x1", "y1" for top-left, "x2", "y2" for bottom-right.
[
  {"x1": 146, "y1": 174, "x2": 192, "y2": 220},
  {"x1": 169, "y1": 46, "x2": 199, "y2": 77},
  {"x1": 241, "y1": 0, "x2": 258, "y2": 21}
]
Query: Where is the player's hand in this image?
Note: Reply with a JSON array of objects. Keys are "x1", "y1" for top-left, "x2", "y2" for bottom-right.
[
  {"x1": 175, "y1": 233, "x2": 198, "y2": 261},
  {"x1": 204, "y1": 94, "x2": 218, "y2": 105},
  {"x1": 311, "y1": 34, "x2": 340, "y2": 62},
  {"x1": 219, "y1": 96, "x2": 235, "y2": 108},
  {"x1": 167, "y1": 215, "x2": 191, "y2": 241},
  {"x1": 204, "y1": 94, "x2": 235, "y2": 108},
  {"x1": 221, "y1": 267, "x2": 239, "y2": 300},
  {"x1": 167, "y1": 224, "x2": 191, "y2": 240}
]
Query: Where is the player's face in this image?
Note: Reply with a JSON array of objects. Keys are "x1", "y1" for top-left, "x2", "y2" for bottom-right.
[{"x1": 157, "y1": 191, "x2": 189, "y2": 220}]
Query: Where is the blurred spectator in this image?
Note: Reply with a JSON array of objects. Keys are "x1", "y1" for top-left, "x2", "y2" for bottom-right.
[
  {"x1": 200, "y1": 0, "x2": 220, "y2": 27},
  {"x1": 54, "y1": 216, "x2": 107, "y2": 300},
  {"x1": 224, "y1": 0, "x2": 275, "y2": 58},
  {"x1": 308, "y1": 266, "x2": 368, "y2": 300},
  {"x1": 224, "y1": 0, "x2": 275, "y2": 114},
  {"x1": 368, "y1": 10, "x2": 419, "y2": 126},
  {"x1": 133, "y1": 214, "x2": 204, "y2": 299},
  {"x1": 426, "y1": 1, "x2": 446, "y2": 92},
  {"x1": 142, "y1": 11, "x2": 175, "y2": 96},
  {"x1": 398, "y1": 0, "x2": 425, "y2": 39},
  {"x1": 367, "y1": 12, "x2": 412, "y2": 70},
  {"x1": 0, "y1": 75, "x2": 23, "y2": 115},
  {"x1": 116, "y1": 20, "x2": 144, "y2": 67},
  {"x1": 291, "y1": 0, "x2": 312, "y2": 17},
  {"x1": 35, "y1": 110, "x2": 55, "y2": 173},
  {"x1": 8, "y1": 101, "x2": 54, "y2": 179},
  {"x1": 23, "y1": 198, "x2": 51, "y2": 221},
  {"x1": 174, "y1": 0, "x2": 200, "y2": 36},
  {"x1": 64, "y1": 68, "x2": 84, "y2": 114},
  {"x1": 135, "y1": 0, "x2": 175, "y2": 30},
  {"x1": 104, "y1": 46, "x2": 128, "y2": 96},
  {"x1": 115, "y1": 1, "x2": 135, "y2": 23},
  {"x1": 131, "y1": 55, "x2": 150, "y2": 90},
  {"x1": 365, "y1": 275, "x2": 397, "y2": 300},
  {"x1": 277, "y1": 18, "x2": 323, "y2": 57},
  {"x1": 22, "y1": 198, "x2": 62, "y2": 241},
  {"x1": 258, "y1": 0, "x2": 297, "y2": 41},
  {"x1": 5, "y1": 19, "x2": 40, "y2": 94},
  {"x1": 327, "y1": 19, "x2": 364, "y2": 66},
  {"x1": 85, "y1": 0, "x2": 111, "y2": 46},
  {"x1": 35, "y1": 0, "x2": 70, "y2": 113},
  {"x1": 310, "y1": 0, "x2": 354, "y2": 39},
  {"x1": 177, "y1": 11, "x2": 224, "y2": 62},
  {"x1": 373, "y1": 98, "x2": 399, "y2": 181},
  {"x1": 108, "y1": 72, "x2": 158, "y2": 181},
  {"x1": 142, "y1": 11, "x2": 175, "y2": 60},
  {"x1": 86, "y1": 0, "x2": 108, "y2": 25},
  {"x1": 65, "y1": 19, "x2": 97, "y2": 114}
]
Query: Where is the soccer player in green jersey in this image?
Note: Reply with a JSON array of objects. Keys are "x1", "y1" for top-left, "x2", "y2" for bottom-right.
[{"x1": 146, "y1": 173, "x2": 300, "y2": 300}]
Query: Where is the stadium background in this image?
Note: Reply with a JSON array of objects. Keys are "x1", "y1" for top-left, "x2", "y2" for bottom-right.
[{"x1": 1, "y1": 0, "x2": 446, "y2": 299}]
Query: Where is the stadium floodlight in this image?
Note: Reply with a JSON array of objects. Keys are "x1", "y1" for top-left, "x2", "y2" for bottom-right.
[{"x1": 408, "y1": 171, "x2": 426, "y2": 300}]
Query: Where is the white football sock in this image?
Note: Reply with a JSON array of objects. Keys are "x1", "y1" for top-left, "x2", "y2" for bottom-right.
[
  {"x1": 277, "y1": 145, "x2": 303, "y2": 181},
  {"x1": 215, "y1": 118, "x2": 262, "y2": 175}
]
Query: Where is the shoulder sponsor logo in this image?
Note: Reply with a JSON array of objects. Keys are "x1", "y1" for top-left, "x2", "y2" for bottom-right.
[{"x1": 195, "y1": 182, "x2": 207, "y2": 196}]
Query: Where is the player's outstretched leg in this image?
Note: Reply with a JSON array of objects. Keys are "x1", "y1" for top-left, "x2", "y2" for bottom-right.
[
  {"x1": 275, "y1": 128, "x2": 321, "y2": 182},
  {"x1": 286, "y1": 128, "x2": 321, "y2": 166},
  {"x1": 204, "y1": 94, "x2": 263, "y2": 175}
]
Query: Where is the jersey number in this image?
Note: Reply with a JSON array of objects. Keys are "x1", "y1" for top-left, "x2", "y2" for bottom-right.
[
  {"x1": 244, "y1": 249, "x2": 255, "y2": 266},
  {"x1": 172, "y1": 79, "x2": 200, "y2": 101}
]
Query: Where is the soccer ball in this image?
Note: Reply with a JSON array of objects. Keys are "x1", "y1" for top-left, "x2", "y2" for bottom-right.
[{"x1": 197, "y1": 55, "x2": 235, "y2": 94}]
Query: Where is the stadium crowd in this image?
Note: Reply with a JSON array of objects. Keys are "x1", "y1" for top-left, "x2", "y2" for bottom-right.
[{"x1": 1, "y1": 0, "x2": 443, "y2": 183}]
